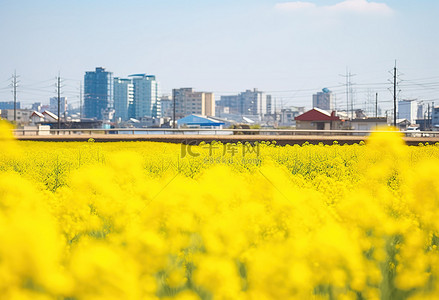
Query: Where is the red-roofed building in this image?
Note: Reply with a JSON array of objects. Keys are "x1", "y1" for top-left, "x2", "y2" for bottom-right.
[
  {"x1": 30, "y1": 111, "x2": 44, "y2": 124},
  {"x1": 295, "y1": 108, "x2": 343, "y2": 130},
  {"x1": 42, "y1": 111, "x2": 58, "y2": 122}
]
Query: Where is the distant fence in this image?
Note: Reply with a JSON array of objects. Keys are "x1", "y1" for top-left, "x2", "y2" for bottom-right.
[{"x1": 12, "y1": 127, "x2": 439, "y2": 138}]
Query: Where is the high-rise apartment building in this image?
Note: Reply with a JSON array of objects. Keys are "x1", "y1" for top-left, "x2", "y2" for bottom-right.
[
  {"x1": 240, "y1": 89, "x2": 267, "y2": 116},
  {"x1": 31, "y1": 102, "x2": 42, "y2": 112},
  {"x1": 312, "y1": 88, "x2": 333, "y2": 111},
  {"x1": 129, "y1": 74, "x2": 160, "y2": 119},
  {"x1": 49, "y1": 97, "x2": 67, "y2": 116},
  {"x1": 113, "y1": 78, "x2": 134, "y2": 121},
  {"x1": 432, "y1": 106, "x2": 439, "y2": 128},
  {"x1": 160, "y1": 96, "x2": 172, "y2": 117},
  {"x1": 398, "y1": 99, "x2": 419, "y2": 124},
  {"x1": 84, "y1": 67, "x2": 113, "y2": 120},
  {"x1": 266, "y1": 95, "x2": 272, "y2": 115},
  {"x1": 218, "y1": 89, "x2": 268, "y2": 117},
  {"x1": 0, "y1": 101, "x2": 20, "y2": 110},
  {"x1": 172, "y1": 88, "x2": 215, "y2": 119},
  {"x1": 417, "y1": 103, "x2": 425, "y2": 120},
  {"x1": 218, "y1": 95, "x2": 239, "y2": 114}
]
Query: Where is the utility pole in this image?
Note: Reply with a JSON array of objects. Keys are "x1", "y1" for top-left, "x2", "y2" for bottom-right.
[
  {"x1": 346, "y1": 70, "x2": 349, "y2": 118},
  {"x1": 56, "y1": 74, "x2": 61, "y2": 133},
  {"x1": 428, "y1": 103, "x2": 430, "y2": 130},
  {"x1": 11, "y1": 71, "x2": 19, "y2": 123},
  {"x1": 375, "y1": 93, "x2": 378, "y2": 118},
  {"x1": 351, "y1": 82, "x2": 354, "y2": 119},
  {"x1": 79, "y1": 81, "x2": 83, "y2": 119},
  {"x1": 172, "y1": 89, "x2": 176, "y2": 129},
  {"x1": 393, "y1": 61, "x2": 397, "y2": 127}
]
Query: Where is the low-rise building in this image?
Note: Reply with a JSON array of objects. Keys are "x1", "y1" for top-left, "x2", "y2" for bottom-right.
[
  {"x1": 396, "y1": 118, "x2": 411, "y2": 131},
  {"x1": 30, "y1": 111, "x2": 44, "y2": 124},
  {"x1": 42, "y1": 111, "x2": 58, "y2": 122},
  {"x1": 177, "y1": 114, "x2": 224, "y2": 129},
  {"x1": 0, "y1": 109, "x2": 32, "y2": 124},
  {"x1": 350, "y1": 117, "x2": 388, "y2": 131},
  {"x1": 279, "y1": 107, "x2": 305, "y2": 127},
  {"x1": 295, "y1": 108, "x2": 343, "y2": 130}
]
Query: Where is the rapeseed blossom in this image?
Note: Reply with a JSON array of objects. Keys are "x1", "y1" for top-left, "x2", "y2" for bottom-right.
[{"x1": 1, "y1": 122, "x2": 439, "y2": 299}]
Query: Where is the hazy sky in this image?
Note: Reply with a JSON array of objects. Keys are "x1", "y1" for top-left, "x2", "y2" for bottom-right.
[{"x1": 0, "y1": 0, "x2": 438, "y2": 113}]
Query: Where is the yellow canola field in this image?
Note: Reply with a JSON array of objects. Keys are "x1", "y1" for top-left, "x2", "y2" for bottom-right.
[{"x1": 2, "y1": 122, "x2": 439, "y2": 299}]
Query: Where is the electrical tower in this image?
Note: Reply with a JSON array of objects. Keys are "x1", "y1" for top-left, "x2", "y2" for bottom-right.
[
  {"x1": 55, "y1": 74, "x2": 64, "y2": 133},
  {"x1": 10, "y1": 71, "x2": 20, "y2": 123},
  {"x1": 340, "y1": 69, "x2": 356, "y2": 119},
  {"x1": 388, "y1": 61, "x2": 401, "y2": 127},
  {"x1": 375, "y1": 93, "x2": 378, "y2": 118}
]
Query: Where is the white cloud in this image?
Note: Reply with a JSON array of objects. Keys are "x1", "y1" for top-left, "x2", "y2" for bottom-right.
[
  {"x1": 275, "y1": 0, "x2": 394, "y2": 16},
  {"x1": 274, "y1": 1, "x2": 317, "y2": 12},
  {"x1": 329, "y1": 0, "x2": 393, "y2": 15}
]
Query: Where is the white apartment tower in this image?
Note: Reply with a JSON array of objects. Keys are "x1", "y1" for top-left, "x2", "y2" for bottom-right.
[
  {"x1": 398, "y1": 99, "x2": 419, "y2": 124},
  {"x1": 129, "y1": 74, "x2": 160, "y2": 119},
  {"x1": 113, "y1": 78, "x2": 134, "y2": 121},
  {"x1": 239, "y1": 89, "x2": 267, "y2": 117}
]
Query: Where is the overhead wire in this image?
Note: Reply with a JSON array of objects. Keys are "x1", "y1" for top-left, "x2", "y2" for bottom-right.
[{"x1": 2, "y1": 72, "x2": 438, "y2": 111}]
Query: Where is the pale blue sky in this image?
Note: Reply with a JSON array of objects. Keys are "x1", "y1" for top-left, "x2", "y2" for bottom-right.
[{"x1": 0, "y1": 0, "x2": 438, "y2": 113}]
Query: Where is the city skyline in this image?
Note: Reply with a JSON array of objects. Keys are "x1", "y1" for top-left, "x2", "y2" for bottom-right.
[{"x1": 0, "y1": 0, "x2": 438, "y2": 112}]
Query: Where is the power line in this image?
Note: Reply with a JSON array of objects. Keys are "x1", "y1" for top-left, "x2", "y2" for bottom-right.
[{"x1": 19, "y1": 78, "x2": 57, "y2": 87}]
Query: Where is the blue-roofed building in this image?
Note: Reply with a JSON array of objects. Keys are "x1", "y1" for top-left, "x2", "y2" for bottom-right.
[{"x1": 177, "y1": 114, "x2": 225, "y2": 128}]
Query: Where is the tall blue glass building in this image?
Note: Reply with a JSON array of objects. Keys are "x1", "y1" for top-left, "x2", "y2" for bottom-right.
[{"x1": 84, "y1": 67, "x2": 113, "y2": 120}]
